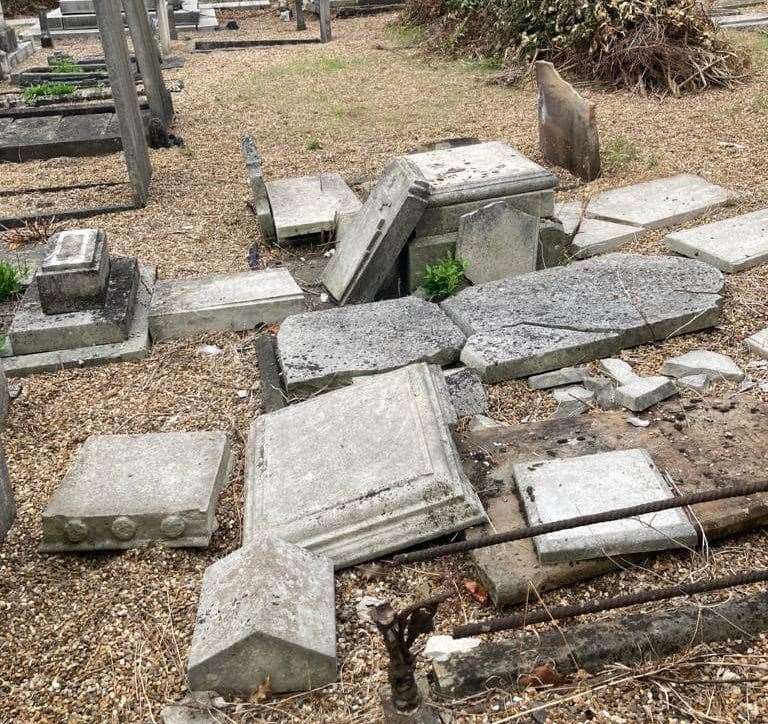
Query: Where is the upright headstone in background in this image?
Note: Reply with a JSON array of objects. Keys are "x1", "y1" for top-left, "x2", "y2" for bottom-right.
[
  {"x1": 535, "y1": 61, "x2": 600, "y2": 182},
  {"x1": 94, "y1": 0, "x2": 152, "y2": 205},
  {"x1": 294, "y1": 0, "x2": 306, "y2": 30},
  {"x1": 167, "y1": 1, "x2": 178, "y2": 39},
  {"x1": 318, "y1": 0, "x2": 331, "y2": 42},
  {"x1": 38, "y1": 9, "x2": 54, "y2": 48},
  {"x1": 123, "y1": 0, "x2": 174, "y2": 125},
  {"x1": 156, "y1": 0, "x2": 171, "y2": 55}
]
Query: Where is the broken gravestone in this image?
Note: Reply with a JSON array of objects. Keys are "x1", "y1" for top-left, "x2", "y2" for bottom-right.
[
  {"x1": 456, "y1": 201, "x2": 539, "y2": 284},
  {"x1": 660, "y1": 350, "x2": 745, "y2": 382},
  {"x1": 535, "y1": 61, "x2": 600, "y2": 182},
  {"x1": 514, "y1": 448, "x2": 697, "y2": 563},
  {"x1": 276, "y1": 296, "x2": 466, "y2": 393},
  {"x1": 40, "y1": 431, "x2": 231, "y2": 551},
  {"x1": 555, "y1": 201, "x2": 645, "y2": 258},
  {"x1": 440, "y1": 253, "x2": 724, "y2": 382},
  {"x1": 242, "y1": 363, "x2": 487, "y2": 567},
  {"x1": 187, "y1": 534, "x2": 336, "y2": 697}
]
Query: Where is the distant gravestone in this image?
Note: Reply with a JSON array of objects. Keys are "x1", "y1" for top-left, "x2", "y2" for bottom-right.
[
  {"x1": 457, "y1": 200, "x2": 539, "y2": 284},
  {"x1": 535, "y1": 61, "x2": 600, "y2": 182}
]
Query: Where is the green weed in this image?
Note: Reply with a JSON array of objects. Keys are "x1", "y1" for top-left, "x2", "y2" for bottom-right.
[
  {"x1": 22, "y1": 82, "x2": 77, "y2": 102},
  {"x1": 306, "y1": 138, "x2": 322, "y2": 151},
  {"x1": 603, "y1": 136, "x2": 640, "y2": 173},
  {"x1": 0, "y1": 262, "x2": 24, "y2": 302},
  {"x1": 422, "y1": 253, "x2": 467, "y2": 301},
  {"x1": 50, "y1": 58, "x2": 84, "y2": 74},
  {"x1": 385, "y1": 24, "x2": 425, "y2": 47}
]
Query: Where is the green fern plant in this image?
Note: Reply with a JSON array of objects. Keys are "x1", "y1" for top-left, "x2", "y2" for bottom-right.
[
  {"x1": 0, "y1": 262, "x2": 24, "y2": 302},
  {"x1": 422, "y1": 253, "x2": 467, "y2": 301}
]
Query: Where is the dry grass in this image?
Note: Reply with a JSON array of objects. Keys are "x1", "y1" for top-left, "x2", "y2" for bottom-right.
[{"x1": 1, "y1": 10, "x2": 768, "y2": 723}]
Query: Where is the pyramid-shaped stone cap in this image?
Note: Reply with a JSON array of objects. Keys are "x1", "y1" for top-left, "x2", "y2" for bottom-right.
[{"x1": 187, "y1": 535, "x2": 336, "y2": 696}]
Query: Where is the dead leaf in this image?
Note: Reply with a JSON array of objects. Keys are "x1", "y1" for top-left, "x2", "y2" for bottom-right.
[
  {"x1": 355, "y1": 562, "x2": 388, "y2": 581},
  {"x1": 519, "y1": 663, "x2": 564, "y2": 688},
  {"x1": 249, "y1": 677, "x2": 272, "y2": 703},
  {"x1": 463, "y1": 579, "x2": 489, "y2": 605}
]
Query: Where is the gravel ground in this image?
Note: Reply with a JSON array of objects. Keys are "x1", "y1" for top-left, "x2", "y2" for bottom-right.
[{"x1": 1, "y1": 11, "x2": 768, "y2": 724}]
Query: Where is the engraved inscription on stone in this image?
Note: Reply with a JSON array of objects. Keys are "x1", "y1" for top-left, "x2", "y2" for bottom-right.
[{"x1": 42, "y1": 230, "x2": 99, "y2": 273}]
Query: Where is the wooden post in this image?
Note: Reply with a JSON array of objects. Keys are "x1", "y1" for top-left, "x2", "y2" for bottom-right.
[
  {"x1": 318, "y1": 0, "x2": 331, "y2": 42},
  {"x1": 294, "y1": 0, "x2": 306, "y2": 30}
]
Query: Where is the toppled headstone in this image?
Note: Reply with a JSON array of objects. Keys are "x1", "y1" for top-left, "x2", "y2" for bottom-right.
[
  {"x1": 0, "y1": 444, "x2": 14, "y2": 542},
  {"x1": 586, "y1": 175, "x2": 736, "y2": 229},
  {"x1": 444, "y1": 367, "x2": 487, "y2": 417},
  {"x1": 514, "y1": 449, "x2": 697, "y2": 563},
  {"x1": 187, "y1": 535, "x2": 336, "y2": 696},
  {"x1": 528, "y1": 366, "x2": 590, "y2": 390},
  {"x1": 276, "y1": 296, "x2": 466, "y2": 393},
  {"x1": 456, "y1": 201, "x2": 538, "y2": 284},
  {"x1": 665, "y1": 208, "x2": 768, "y2": 272},
  {"x1": 149, "y1": 269, "x2": 305, "y2": 341},
  {"x1": 746, "y1": 328, "x2": 768, "y2": 359},
  {"x1": 660, "y1": 350, "x2": 745, "y2": 382},
  {"x1": 243, "y1": 363, "x2": 487, "y2": 567},
  {"x1": 441, "y1": 253, "x2": 724, "y2": 382},
  {"x1": 535, "y1": 61, "x2": 600, "y2": 182},
  {"x1": 598, "y1": 358, "x2": 676, "y2": 412},
  {"x1": 41, "y1": 431, "x2": 231, "y2": 552},
  {"x1": 321, "y1": 157, "x2": 430, "y2": 304}
]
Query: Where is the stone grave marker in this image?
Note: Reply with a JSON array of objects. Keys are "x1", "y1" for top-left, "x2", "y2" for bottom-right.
[
  {"x1": 664, "y1": 208, "x2": 768, "y2": 273},
  {"x1": 40, "y1": 431, "x2": 231, "y2": 551},
  {"x1": 0, "y1": 443, "x2": 13, "y2": 541},
  {"x1": 457, "y1": 200, "x2": 539, "y2": 284},
  {"x1": 149, "y1": 268, "x2": 305, "y2": 341},
  {"x1": 243, "y1": 363, "x2": 487, "y2": 567},
  {"x1": 276, "y1": 296, "x2": 466, "y2": 393},
  {"x1": 440, "y1": 253, "x2": 724, "y2": 382},
  {"x1": 514, "y1": 448, "x2": 697, "y2": 563},
  {"x1": 535, "y1": 61, "x2": 600, "y2": 182},
  {"x1": 187, "y1": 535, "x2": 336, "y2": 696}
]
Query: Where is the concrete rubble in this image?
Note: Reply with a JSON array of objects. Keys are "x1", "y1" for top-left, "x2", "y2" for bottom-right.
[
  {"x1": 661, "y1": 349, "x2": 745, "y2": 382},
  {"x1": 598, "y1": 357, "x2": 677, "y2": 412},
  {"x1": 746, "y1": 328, "x2": 768, "y2": 358}
]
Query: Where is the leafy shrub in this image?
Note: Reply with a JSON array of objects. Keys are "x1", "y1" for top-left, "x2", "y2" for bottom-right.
[
  {"x1": 401, "y1": 0, "x2": 747, "y2": 95},
  {"x1": 0, "y1": 262, "x2": 24, "y2": 302},
  {"x1": 22, "y1": 82, "x2": 77, "y2": 102},
  {"x1": 422, "y1": 253, "x2": 467, "y2": 300}
]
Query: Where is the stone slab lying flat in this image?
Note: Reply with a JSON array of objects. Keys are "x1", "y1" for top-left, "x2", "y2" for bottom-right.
[
  {"x1": 41, "y1": 431, "x2": 231, "y2": 552},
  {"x1": 515, "y1": 449, "x2": 697, "y2": 563},
  {"x1": 571, "y1": 217, "x2": 646, "y2": 258},
  {"x1": 660, "y1": 349, "x2": 745, "y2": 381},
  {"x1": 528, "y1": 366, "x2": 590, "y2": 389},
  {"x1": 585, "y1": 175, "x2": 736, "y2": 229},
  {"x1": 746, "y1": 328, "x2": 768, "y2": 358},
  {"x1": 715, "y1": 12, "x2": 768, "y2": 27},
  {"x1": 0, "y1": 444, "x2": 14, "y2": 542},
  {"x1": 243, "y1": 363, "x2": 487, "y2": 567},
  {"x1": 8, "y1": 256, "x2": 138, "y2": 356},
  {"x1": 267, "y1": 173, "x2": 362, "y2": 242},
  {"x1": 0, "y1": 264, "x2": 156, "y2": 377},
  {"x1": 276, "y1": 296, "x2": 466, "y2": 393},
  {"x1": 664, "y1": 208, "x2": 768, "y2": 272},
  {"x1": 187, "y1": 535, "x2": 336, "y2": 696},
  {"x1": 441, "y1": 253, "x2": 724, "y2": 382},
  {"x1": 321, "y1": 157, "x2": 430, "y2": 304},
  {"x1": 149, "y1": 269, "x2": 305, "y2": 342}
]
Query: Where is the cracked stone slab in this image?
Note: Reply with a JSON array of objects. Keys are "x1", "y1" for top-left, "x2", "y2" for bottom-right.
[
  {"x1": 664, "y1": 208, "x2": 768, "y2": 273},
  {"x1": 149, "y1": 269, "x2": 305, "y2": 342},
  {"x1": 585, "y1": 175, "x2": 736, "y2": 229},
  {"x1": 555, "y1": 201, "x2": 645, "y2": 256},
  {"x1": 444, "y1": 367, "x2": 487, "y2": 417},
  {"x1": 41, "y1": 431, "x2": 232, "y2": 552},
  {"x1": 243, "y1": 363, "x2": 487, "y2": 568},
  {"x1": 441, "y1": 254, "x2": 724, "y2": 382},
  {"x1": 276, "y1": 296, "x2": 466, "y2": 393},
  {"x1": 660, "y1": 350, "x2": 745, "y2": 381},
  {"x1": 514, "y1": 449, "x2": 697, "y2": 563},
  {"x1": 746, "y1": 328, "x2": 768, "y2": 359},
  {"x1": 187, "y1": 535, "x2": 336, "y2": 697},
  {"x1": 528, "y1": 366, "x2": 590, "y2": 389}
]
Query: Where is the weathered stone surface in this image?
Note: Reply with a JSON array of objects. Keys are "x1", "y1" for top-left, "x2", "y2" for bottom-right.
[
  {"x1": 585, "y1": 175, "x2": 736, "y2": 229},
  {"x1": 661, "y1": 349, "x2": 745, "y2": 381},
  {"x1": 515, "y1": 449, "x2": 697, "y2": 563},
  {"x1": 599, "y1": 358, "x2": 676, "y2": 411},
  {"x1": 457, "y1": 201, "x2": 538, "y2": 284},
  {"x1": 9, "y1": 256, "x2": 139, "y2": 355},
  {"x1": 41, "y1": 431, "x2": 231, "y2": 551},
  {"x1": 552, "y1": 399, "x2": 587, "y2": 418},
  {"x1": 677, "y1": 374, "x2": 710, "y2": 392},
  {"x1": 1, "y1": 264, "x2": 156, "y2": 377},
  {"x1": 149, "y1": 269, "x2": 305, "y2": 342},
  {"x1": 552, "y1": 385, "x2": 593, "y2": 404},
  {"x1": 537, "y1": 217, "x2": 570, "y2": 269},
  {"x1": 746, "y1": 328, "x2": 768, "y2": 359},
  {"x1": 267, "y1": 173, "x2": 361, "y2": 242},
  {"x1": 241, "y1": 136, "x2": 275, "y2": 241},
  {"x1": 535, "y1": 61, "x2": 600, "y2": 182},
  {"x1": 665, "y1": 208, "x2": 768, "y2": 272},
  {"x1": 441, "y1": 254, "x2": 724, "y2": 382},
  {"x1": 187, "y1": 535, "x2": 336, "y2": 696},
  {"x1": 0, "y1": 443, "x2": 14, "y2": 542},
  {"x1": 715, "y1": 12, "x2": 768, "y2": 28},
  {"x1": 444, "y1": 367, "x2": 487, "y2": 417},
  {"x1": 276, "y1": 296, "x2": 466, "y2": 393},
  {"x1": 583, "y1": 375, "x2": 618, "y2": 410},
  {"x1": 405, "y1": 232, "x2": 456, "y2": 292},
  {"x1": 468, "y1": 414, "x2": 506, "y2": 433},
  {"x1": 528, "y1": 366, "x2": 590, "y2": 390},
  {"x1": 321, "y1": 157, "x2": 430, "y2": 304},
  {"x1": 571, "y1": 217, "x2": 645, "y2": 258},
  {"x1": 36, "y1": 229, "x2": 110, "y2": 314},
  {"x1": 243, "y1": 363, "x2": 487, "y2": 567}
]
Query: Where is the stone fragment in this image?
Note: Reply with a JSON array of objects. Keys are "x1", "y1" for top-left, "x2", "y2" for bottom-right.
[
  {"x1": 554, "y1": 200, "x2": 583, "y2": 237},
  {"x1": 551, "y1": 399, "x2": 587, "y2": 418},
  {"x1": 423, "y1": 635, "x2": 481, "y2": 663},
  {"x1": 40, "y1": 431, "x2": 231, "y2": 552},
  {"x1": 661, "y1": 350, "x2": 745, "y2": 382},
  {"x1": 160, "y1": 693, "x2": 219, "y2": 724},
  {"x1": 276, "y1": 296, "x2": 466, "y2": 393},
  {"x1": 745, "y1": 328, "x2": 768, "y2": 359},
  {"x1": 187, "y1": 535, "x2": 336, "y2": 696},
  {"x1": 665, "y1": 208, "x2": 768, "y2": 273},
  {"x1": 243, "y1": 363, "x2": 487, "y2": 567},
  {"x1": 528, "y1": 366, "x2": 590, "y2": 390},
  {"x1": 267, "y1": 173, "x2": 362, "y2": 242},
  {"x1": 677, "y1": 374, "x2": 710, "y2": 392},
  {"x1": 598, "y1": 357, "x2": 636, "y2": 385},
  {"x1": 0, "y1": 444, "x2": 14, "y2": 542},
  {"x1": 149, "y1": 269, "x2": 305, "y2": 342},
  {"x1": 552, "y1": 385, "x2": 594, "y2": 404},
  {"x1": 321, "y1": 157, "x2": 430, "y2": 304},
  {"x1": 572, "y1": 218, "x2": 646, "y2": 258},
  {"x1": 457, "y1": 201, "x2": 539, "y2": 284},
  {"x1": 444, "y1": 367, "x2": 487, "y2": 417},
  {"x1": 626, "y1": 415, "x2": 650, "y2": 428},
  {"x1": 405, "y1": 232, "x2": 456, "y2": 292},
  {"x1": 441, "y1": 254, "x2": 724, "y2": 382},
  {"x1": 535, "y1": 61, "x2": 600, "y2": 181},
  {"x1": 614, "y1": 376, "x2": 677, "y2": 412},
  {"x1": 514, "y1": 449, "x2": 697, "y2": 563},
  {"x1": 468, "y1": 414, "x2": 505, "y2": 433},
  {"x1": 586, "y1": 175, "x2": 736, "y2": 229},
  {"x1": 583, "y1": 375, "x2": 618, "y2": 410}
]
